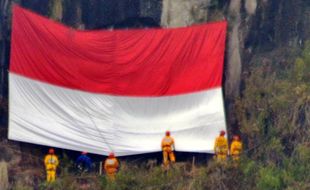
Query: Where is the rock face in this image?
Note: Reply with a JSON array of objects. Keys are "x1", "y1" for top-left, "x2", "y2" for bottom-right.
[
  {"x1": 1, "y1": 0, "x2": 310, "y2": 99},
  {"x1": 245, "y1": 0, "x2": 257, "y2": 15},
  {"x1": 161, "y1": 0, "x2": 211, "y2": 27},
  {"x1": 226, "y1": 0, "x2": 242, "y2": 98},
  {"x1": 159, "y1": 0, "x2": 310, "y2": 100},
  {"x1": 0, "y1": 0, "x2": 308, "y2": 126}
]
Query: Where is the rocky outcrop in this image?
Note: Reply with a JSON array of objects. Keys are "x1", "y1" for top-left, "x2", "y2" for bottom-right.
[
  {"x1": 161, "y1": 0, "x2": 210, "y2": 27},
  {"x1": 226, "y1": 0, "x2": 242, "y2": 98},
  {"x1": 245, "y1": 0, "x2": 257, "y2": 15},
  {"x1": 49, "y1": 0, "x2": 63, "y2": 21}
]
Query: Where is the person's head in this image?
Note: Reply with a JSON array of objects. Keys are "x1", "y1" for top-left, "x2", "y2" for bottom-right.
[
  {"x1": 166, "y1": 131, "x2": 170, "y2": 136},
  {"x1": 220, "y1": 130, "x2": 226, "y2": 136},
  {"x1": 233, "y1": 135, "x2": 240, "y2": 141},
  {"x1": 82, "y1": 151, "x2": 87, "y2": 155},
  {"x1": 48, "y1": 148, "x2": 55, "y2": 154},
  {"x1": 109, "y1": 152, "x2": 115, "y2": 158}
]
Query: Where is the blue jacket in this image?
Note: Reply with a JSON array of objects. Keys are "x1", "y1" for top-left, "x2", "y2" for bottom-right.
[{"x1": 76, "y1": 155, "x2": 92, "y2": 171}]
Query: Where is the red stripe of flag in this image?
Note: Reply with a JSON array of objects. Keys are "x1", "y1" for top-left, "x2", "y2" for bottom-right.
[{"x1": 10, "y1": 5, "x2": 227, "y2": 96}]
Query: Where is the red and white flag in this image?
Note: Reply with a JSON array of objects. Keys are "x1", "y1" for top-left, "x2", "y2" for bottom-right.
[{"x1": 9, "y1": 5, "x2": 227, "y2": 156}]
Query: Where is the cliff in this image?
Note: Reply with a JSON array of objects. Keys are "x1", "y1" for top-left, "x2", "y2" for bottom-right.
[{"x1": 0, "y1": 0, "x2": 309, "y2": 189}]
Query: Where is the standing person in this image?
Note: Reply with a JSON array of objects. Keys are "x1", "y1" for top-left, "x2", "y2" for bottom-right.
[
  {"x1": 230, "y1": 135, "x2": 242, "y2": 161},
  {"x1": 104, "y1": 152, "x2": 119, "y2": 181},
  {"x1": 44, "y1": 148, "x2": 59, "y2": 183},
  {"x1": 76, "y1": 152, "x2": 92, "y2": 173},
  {"x1": 214, "y1": 130, "x2": 228, "y2": 162},
  {"x1": 161, "y1": 131, "x2": 176, "y2": 169}
]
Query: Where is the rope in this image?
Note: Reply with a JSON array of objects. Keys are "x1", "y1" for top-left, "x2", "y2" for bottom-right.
[{"x1": 80, "y1": 103, "x2": 114, "y2": 154}]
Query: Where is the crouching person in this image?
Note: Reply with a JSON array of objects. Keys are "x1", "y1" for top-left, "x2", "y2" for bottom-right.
[{"x1": 76, "y1": 151, "x2": 92, "y2": 174}]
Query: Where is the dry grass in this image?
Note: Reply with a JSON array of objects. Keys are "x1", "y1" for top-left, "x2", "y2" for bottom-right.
[{"x1": 0, "y1": 161, "x2": 9, "y2": 190}]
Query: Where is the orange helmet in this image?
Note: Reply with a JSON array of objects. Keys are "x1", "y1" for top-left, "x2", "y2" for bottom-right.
[
  {"x1": 109, "y1": 152, "x2": 115, "y2": 158},
  {"x1": 166, "y1": 131, "x2": 170, "y2": 136},
  {"x1": 233, "y1": 135, "x2": 240, "y2": 141},
  {"x1": 48, "y1": 148, "x2": 55, "y2": 154},
  {"x1": 220, "y1": 130, "x2": 226, "y2": 136},
  {"x1": 82, "y1": 151, "x2": 87, "y2": 155}
]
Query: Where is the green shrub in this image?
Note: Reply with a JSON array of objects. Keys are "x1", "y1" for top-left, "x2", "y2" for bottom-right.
[{"x1": 257, "y1": 166, "x2": 283, "y2": 190}]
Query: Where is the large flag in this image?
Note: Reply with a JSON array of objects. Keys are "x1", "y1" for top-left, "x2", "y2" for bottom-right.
[{"x1": 9, "y1": 5, "x2": 227, "y2": 156}]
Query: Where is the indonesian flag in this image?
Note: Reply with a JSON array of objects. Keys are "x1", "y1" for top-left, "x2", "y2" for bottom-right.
[{"x1": 9, "y1": 5, "x2": 227, "y2": 156}]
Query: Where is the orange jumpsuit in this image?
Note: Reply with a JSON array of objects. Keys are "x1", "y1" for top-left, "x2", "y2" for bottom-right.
[
  {"x1": 44, "y1": 154, "x2": 59, "y2": 182},
  {"x1": 161, "y1": 136, "x2": 176, "y2": 167},
  {"x1": 230, "y1": 140, "x2": 242, "y2": 161},
  {"x1": 104, "y1": 157, "x2": 119, "y2": 181},
  {"x1": 214, "y1": 136, "x2": 228, "y2": 161}
]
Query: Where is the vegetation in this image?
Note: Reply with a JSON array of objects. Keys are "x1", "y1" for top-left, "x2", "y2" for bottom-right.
[
  {"x1": 0, "y1": 1, "x2": 309, "y2": 189},
  {"x1": 234, "y1": 41, "x2": 310, "y2": 190}
]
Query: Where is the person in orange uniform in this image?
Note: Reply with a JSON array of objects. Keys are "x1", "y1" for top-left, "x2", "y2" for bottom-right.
[
  {"x1": 104, "y1": 152, "x2": 119, "y2": 181},
  {"x1": 214, "y1": 130, "x2": 228, "y2": 161},
  {"x1": 161, "y1": 131, "x2": 176, "y2": 168},
  {"x1": 230, "y1": 135, "x2": 242, "y2": 161},
  {"x1": 44, "y1": 148, "x2": 59, "y2": 183}
]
